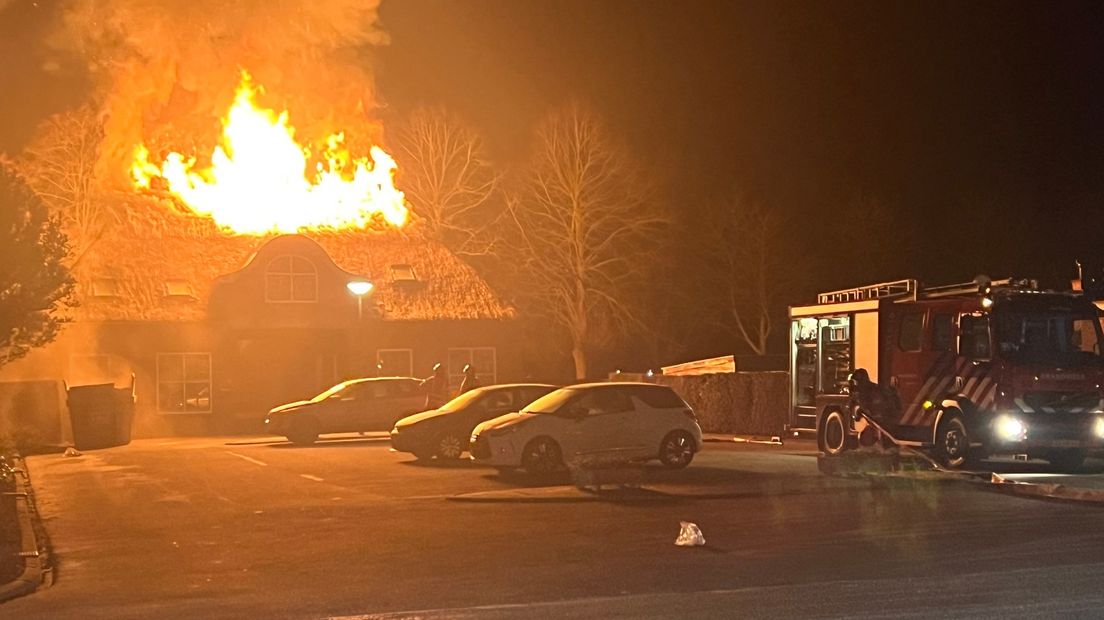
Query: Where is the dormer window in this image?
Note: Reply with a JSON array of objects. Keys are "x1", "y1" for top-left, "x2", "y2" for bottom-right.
[
  {"x1": 265, "y1": 255, "x2": 317, "y2": 303},
  {"x1": 91, "y1": 278, "x2": 120, "y2": 298},
  {"x1": 164, "y1": 279, "x2": 195, "y2": 298},
  {"x1": 389, "y1": 263, "x2": 418, "y2": 284}
]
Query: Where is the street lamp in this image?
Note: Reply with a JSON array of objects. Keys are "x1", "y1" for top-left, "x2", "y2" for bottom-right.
[{"x1": 346, "y1": 280, "x2": 374, "y2": 321}]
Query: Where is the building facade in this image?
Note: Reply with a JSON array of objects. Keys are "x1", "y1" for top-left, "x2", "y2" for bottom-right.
[{"x1": 0, "y1": 229, "x2": 520, "y2": 440}]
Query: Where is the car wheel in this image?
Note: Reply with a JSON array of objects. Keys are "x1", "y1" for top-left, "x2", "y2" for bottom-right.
[
  {"x1": 936, "y1": 414, "x2": 971, "y2": 469},
  {"x1": 659, "y1": 431, "x2": 695, "y2": 469},
  {"x1": 1047, "y1": 450, "x2": 1086, "y2": 472},
  {"x1": 819, "y1": 410, "x2": 848, "y2": 456},
  {"x1": 287, "y1": 417, "x2": 320, "y2": 445},
  {"x1": 521, "y1": 437, "x2": 563, "y2": 474},
  {"x1": 435, "y1": 433, "x2": 465, "y2": 460}
]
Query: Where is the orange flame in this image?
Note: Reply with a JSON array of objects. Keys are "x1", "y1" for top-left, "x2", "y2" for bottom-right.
[{"x1": 132, "y1": 73, "x2": 408, "y2": 234}]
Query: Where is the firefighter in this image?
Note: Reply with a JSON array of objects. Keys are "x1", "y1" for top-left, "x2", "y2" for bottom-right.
[
  {"x1": 459, "y1": 364, "x2": 480, "y2": 394},
  {"x1": 425, "y1": 363, "x2": 449, "y2": 408}
]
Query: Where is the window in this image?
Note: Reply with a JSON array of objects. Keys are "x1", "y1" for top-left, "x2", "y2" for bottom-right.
[
  {"x1": 960, "y1": 314, "x2": 991, "y2": 360},
  {"x1": 630, "y1": 385, "x2": 686, "y2": 409},
  {"x1": 898, "y1": 313, "x2": 924, "y2": 352},
  {"x1": 157, "y1": 353, "x2": 212, "y2": 413},
  {"x1": 931, "y1": 314, "x2": 954, "y2": 351},
  {"x1": 389, "y1": 264, "x2": 418, "y2": 283},
  {"x1": 91, "y1": 278, "x2": 120, "y2": 297},
  {"x1": 575, "y1": 388, "x2": 633, "y2": 415},
  {"x1": 376, "y1": 349, "x2": 413, "y2": 377},
  {"x1": 265, "y1": 255, "x2": 317, "y2": 303},
  {"x1": 164, "y1": 279, "x2": 195, "y2": 298},
  {"x1": 448, "y1": 347, "x2": 496, "y2": 392}
]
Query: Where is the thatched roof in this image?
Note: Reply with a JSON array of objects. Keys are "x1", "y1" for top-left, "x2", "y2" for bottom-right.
[{"x1": 71, "y1": 195, "x2": 515, "y2": 322}]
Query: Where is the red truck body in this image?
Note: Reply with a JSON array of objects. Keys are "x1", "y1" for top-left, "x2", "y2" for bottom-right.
[{"x1": 788, "y1": 278, "x2": 1104, "y2": 468}]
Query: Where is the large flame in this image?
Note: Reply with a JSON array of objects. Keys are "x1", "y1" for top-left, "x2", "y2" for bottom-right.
[{"x1": 132, "y1": 73, "x2": 408, "y2": 234}]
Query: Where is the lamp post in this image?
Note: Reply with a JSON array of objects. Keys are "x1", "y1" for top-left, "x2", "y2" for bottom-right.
[
  {"x1": 346, "y1": 281, "x2": 374, "y2": 375},
  {"x1": 346, "y1": 280, "x2": 374, "y2": 321}
]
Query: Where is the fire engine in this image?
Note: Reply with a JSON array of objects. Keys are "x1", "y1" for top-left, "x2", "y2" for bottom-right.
[{"x1": 788, "y1": 277, "x2": 1104, "y2": 470}]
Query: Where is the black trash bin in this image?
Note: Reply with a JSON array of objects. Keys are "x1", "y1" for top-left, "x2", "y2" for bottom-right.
[{"x1": 67, "y1": 379, "x2": 135, "y2": 451}]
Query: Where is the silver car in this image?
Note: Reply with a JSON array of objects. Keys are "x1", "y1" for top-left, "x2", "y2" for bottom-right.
[{"x1": 469, "y1": 382, "x2": 702, "y2": 473}]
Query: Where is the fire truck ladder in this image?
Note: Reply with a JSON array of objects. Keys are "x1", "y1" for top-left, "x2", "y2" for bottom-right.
[
  {"x1": 921, "y1": 278, "x2": 1012, "y2": 299},
  {"x1": 816, "y1": 279, "x2": 918, "y2": 305}
]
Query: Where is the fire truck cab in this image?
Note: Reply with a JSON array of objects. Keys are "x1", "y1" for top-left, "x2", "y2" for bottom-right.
[{"x1": 788, "y1": 278, "x2": 1104, "y2": 470}]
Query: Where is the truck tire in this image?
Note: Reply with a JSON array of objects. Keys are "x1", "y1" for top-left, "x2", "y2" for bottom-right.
[
  {"x1": 819, "y1": 410, "x2": 849, "y2": 457},
  {"x1": 935, "y1": 414, "x2": 971, "y2": 469}
]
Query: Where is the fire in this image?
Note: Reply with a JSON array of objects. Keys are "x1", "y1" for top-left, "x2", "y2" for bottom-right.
[{"x1": 131, "y1": 73, "x2": 408, "y2": 234}]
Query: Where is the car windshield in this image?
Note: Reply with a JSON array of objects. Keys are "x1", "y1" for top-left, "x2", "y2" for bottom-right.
[
  {"x1": 522, "y1": 388, "x2": 579, "y2": 414},
  {"x1": 438, "y1": 388, "x2": 487, "y2": 412},
  {"x1": 996, "y1": 307, "x2": 1104, "y2": 364},
  {"x1": 310, "y1": 381, "x2": 356, "y2": 403}
]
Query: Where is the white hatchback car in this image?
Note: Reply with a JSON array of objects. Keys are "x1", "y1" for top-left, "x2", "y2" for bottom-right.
[{"x1": 469, "y1": 382, "x2": 702, "y2": 473}]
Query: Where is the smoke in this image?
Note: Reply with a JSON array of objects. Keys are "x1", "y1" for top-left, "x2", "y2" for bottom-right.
[{"x1": 45, "y1": 0, "x2": 391, "y2": 184}]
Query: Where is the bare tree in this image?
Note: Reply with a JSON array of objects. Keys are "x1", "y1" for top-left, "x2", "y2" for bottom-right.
[
  {"x1": 507, "y1": 104, "x2": 666, "y2": 380},
  {"x1": 391, "y1": 107, "x2": 500, "y2": 254},
  {"x1": 704, "y1": 194, "x2": 789, "y2": 355},
  {"x1": 19, "y1": 106, "x2": 114, "y2": 266}
]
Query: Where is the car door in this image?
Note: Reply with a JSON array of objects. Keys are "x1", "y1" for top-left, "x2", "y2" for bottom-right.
[
  {"x1": 566, "y1": 388, "x2": 635, "y2": 461},
  {"x1": 391, "y1": 379, "x2": 428, "y2": 419}
]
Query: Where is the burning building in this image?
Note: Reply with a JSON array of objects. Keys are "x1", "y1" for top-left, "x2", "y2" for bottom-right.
[{"x1": 1, "y1": 70, "x2": 519, "y2": 441}]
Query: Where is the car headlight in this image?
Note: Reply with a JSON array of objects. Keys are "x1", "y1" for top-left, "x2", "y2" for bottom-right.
[
  {"x1": 994, "y1": 414, "x2": 1027, "y2": 442},
  {"x1": 1093, "y1": 417, "x2": 1104, "y2": 440}
]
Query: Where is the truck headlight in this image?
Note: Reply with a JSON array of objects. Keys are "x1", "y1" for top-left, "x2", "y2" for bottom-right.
[
  {"x1": 1094, "y1": 417, "x2": 1104, "y2": 440},
  {"x1": 994, "y1": 415, "x2": 1027, "y2": 442}
]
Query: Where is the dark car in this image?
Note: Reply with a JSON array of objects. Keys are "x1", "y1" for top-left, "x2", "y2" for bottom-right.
[
  {"x1": 266, "y1": 377, "x2": 428, "y2": 445},
  {"x1": 390, "y1": 383, "x2": 556, "y2": 460}
]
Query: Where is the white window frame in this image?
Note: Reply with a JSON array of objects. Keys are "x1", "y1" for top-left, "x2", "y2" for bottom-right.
[
  {"x1": 375, "y1": 348, "x2": 414, "y2": 377},
  {"x1": 265, "y1": 255, "x2": 318, "y2": 303},
  {"x1": 447, "y1": 347, "x2": 497, "y2": 391},
  {"x1": 156, "y1": 352, "x2": 213, "y2": 414}
]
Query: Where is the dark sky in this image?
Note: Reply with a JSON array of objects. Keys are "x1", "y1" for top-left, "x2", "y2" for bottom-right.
[
  {"x1": 3, "y1": 0, "x2": 1103, "y2": 286},
  {"x1": 375, "y1": 0, "x2": 1104, "y2": 286}
]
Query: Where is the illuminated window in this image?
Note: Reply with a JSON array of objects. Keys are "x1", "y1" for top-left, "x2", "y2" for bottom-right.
[
  {"x1": 157, "y1": 353, "x2": 212, "y2": 413},
  {"x1": 447, "y1": 347, "x2": 496, "y2": 392},
  {"x1": 376, "y1": 349, "x2": 414, "y2": 377},
  {"x1": 91, "y1": 278, "x2": 120, "y2": 297},
  {"x1": 265, "y1": 255, "x2": 317, "y2": 303},
  {"x1": 389, "y1": 263, "x2": 418, "y2": 283},
  {"x1": 164, "y1": 279, "x2": 195, "y2": 298}
]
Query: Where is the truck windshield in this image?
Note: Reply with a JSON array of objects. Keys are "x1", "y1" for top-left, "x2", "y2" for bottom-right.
[{"x1": 995, "y1": 308, "x2": 1103, "y2": 364}]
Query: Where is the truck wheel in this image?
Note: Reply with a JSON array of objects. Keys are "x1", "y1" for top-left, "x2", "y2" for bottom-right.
[
  {"x1": 936, "y1": 414, "x2": 971, "y2": 469},
  {"x1": 819, "y1": 410, "x2": 849, "y2": 456}
]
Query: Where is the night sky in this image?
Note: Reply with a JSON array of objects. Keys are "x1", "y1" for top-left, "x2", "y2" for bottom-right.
[
  {"x1": 374, "y1": 1, "x2": 1104, "y2": 286},
  {"x1": 2, "y1": 0, "x2": 1104, "y2": 354}
]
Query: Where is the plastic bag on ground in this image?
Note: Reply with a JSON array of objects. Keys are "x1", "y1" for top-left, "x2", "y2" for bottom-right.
[{"x1": 675, "y1": 521, "x2": 705, "y2": 546}]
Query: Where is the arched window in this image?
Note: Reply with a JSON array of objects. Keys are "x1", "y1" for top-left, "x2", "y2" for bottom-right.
[{"x1": 265, "y1": 255, "x2": 318, "y2": 303}]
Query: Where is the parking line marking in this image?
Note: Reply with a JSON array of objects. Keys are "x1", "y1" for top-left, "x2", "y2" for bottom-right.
[
  {"x1": 300, "y1": 474, "x2": 324, "y2": 482},
  {"x1": 226, "y1": 451, "x2": 268, "y2": 467}
]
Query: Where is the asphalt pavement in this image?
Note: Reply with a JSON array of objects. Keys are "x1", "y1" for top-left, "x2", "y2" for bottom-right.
[{"x1": 2, "y1": 435, "x2": 1103, "y2": 619}]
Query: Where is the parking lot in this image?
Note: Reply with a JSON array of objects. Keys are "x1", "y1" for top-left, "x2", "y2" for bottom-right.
[{"x1": 2, "y1": 436, "x2": 1103, "y2": 619}]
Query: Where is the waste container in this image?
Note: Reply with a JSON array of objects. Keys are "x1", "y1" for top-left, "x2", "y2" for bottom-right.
[{"x1": 67, "y1": 377, "x2": 135, "y2": 450}]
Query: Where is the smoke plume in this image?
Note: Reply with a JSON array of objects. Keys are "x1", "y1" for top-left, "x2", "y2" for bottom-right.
[{"x1": 46, "y1": 0, "x2": 391, "y2": 184}]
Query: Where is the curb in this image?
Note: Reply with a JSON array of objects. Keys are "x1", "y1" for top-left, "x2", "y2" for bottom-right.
[
  {"x1": 988, "y1": 472, "x2": 1104, "y2": 506},
  {"x1": 0, "y1": 456, "x2": 52, "y2": 604}
]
